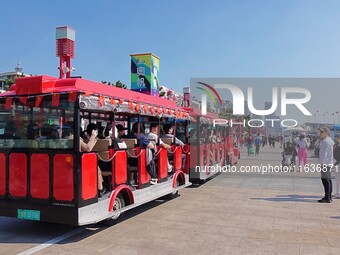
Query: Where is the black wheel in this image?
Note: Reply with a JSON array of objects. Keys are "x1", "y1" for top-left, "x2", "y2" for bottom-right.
[
  {"x1": 165, "y1": 180, "x2": 180, "y2": 199},
  {"x1": 105, "y1": 194, "x2": 125, "y2": 226}
]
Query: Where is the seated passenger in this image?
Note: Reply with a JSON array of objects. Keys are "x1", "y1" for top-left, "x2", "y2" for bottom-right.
[
  {"x1": 0, "y1": 121, "x2": 20, "y2": 139},
  {"x1": 162, "y1": 124, "x2": 186, "y2": 169},
  {"x1": 37, "y1": 123, "x2": 52, "y2": 140},
  {"x1": 116, "y1": 124, "x2": 128, "y2": 139},
  {"x1": 129, "y1": 122, "x2": 157, "y2": 184},
  {"x1": 106, "y1": 124, "x2": 127, "y2": 149},
  {"x1": 97, "y1": 125, "x2": 106, "y2": 139},
  {"x1": 146, "y1": 123, "x2": 172, "y2": 173},
  {"x1": 162, "y1": 124, "x2": 185, "y2": 147},
  {"x1": 80, "y1": 124, "x2": 106, "y2": 197},
  {"x1": 26, "y1": 123, "x2": 39, "y2": 139}
]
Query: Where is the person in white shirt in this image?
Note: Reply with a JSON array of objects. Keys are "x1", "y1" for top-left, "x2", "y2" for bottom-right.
[
  {"x1": 318, "y1": 127, "x2": 334, "y2": 203},
  {"x1": 146, "y1": 123, "x2": 172, "y2": 173},
  {"x1": 297, "y1": 133, "x2": 309, "y2": 171},
  {"x1": 162, "y1": 123, "x2": 186, "y2": 169}
]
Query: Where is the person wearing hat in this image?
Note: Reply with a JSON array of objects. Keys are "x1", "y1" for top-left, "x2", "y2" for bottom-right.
[
  {"x1": 297, "y1": 132, "x2": 309, "y2": 172},
  {"x1": 318, "y1": 127, "x2": 334, "y2": 203},
  {"x1": 116, "y1": 124, "x2": 128, "y2": 139}
]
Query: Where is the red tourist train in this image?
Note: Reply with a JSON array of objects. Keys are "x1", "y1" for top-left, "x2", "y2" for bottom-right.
[
  {"x1": 0, "y1": 75, "x2": 239, "y2": 225},
  {"x1": 0, "y1": 75, "x2": 192, "y2": 225}
]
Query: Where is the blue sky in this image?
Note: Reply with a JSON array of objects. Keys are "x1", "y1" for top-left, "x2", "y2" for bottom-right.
[{"x1": 1, "y1": 0, "x2": 340, "y2": 95}]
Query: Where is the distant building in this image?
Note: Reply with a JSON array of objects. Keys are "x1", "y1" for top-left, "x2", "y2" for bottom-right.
[
  {"x1": 264, "y1": 101, "x2": 276, "y2": 118},
  {"x1": 0, "y1": 63, "x2": 29, "y2": 90},
  {"x1": 244, "y1": 100, "x2": 250, "y2": 115},
  {"x1": 264, "y1": 101, "x2": 282, "y2": 135}
]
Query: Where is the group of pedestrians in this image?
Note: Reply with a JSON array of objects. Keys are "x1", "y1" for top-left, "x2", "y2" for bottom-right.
[
  {"x1": 245, "y1": 134, "x2": 262, "y2": 156},
  {"x1": 291, "y1": 127, "x2": 340, "y2": 203}
]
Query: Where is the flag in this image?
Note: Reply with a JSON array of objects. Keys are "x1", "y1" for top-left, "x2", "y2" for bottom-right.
[
  {"x1": 68, "y1": 92, "x2": 78, "y2": 102},
  {"x1": 5, "y1": 97, "x2": 12, "y2": 109},
  {"x1": 35, "y1": 95, "x2": 44, "y2": 107},
  {"x1": 52, "y1": 94, "x2": 60, "y2": 107},
  {"x1": 19, "y1": 96, "x2": 28, "y2": 105}
]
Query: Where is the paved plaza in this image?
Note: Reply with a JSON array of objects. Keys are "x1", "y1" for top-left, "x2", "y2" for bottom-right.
[{"x1": 1, "y1": 146, "x2": 340, "y2": 255}]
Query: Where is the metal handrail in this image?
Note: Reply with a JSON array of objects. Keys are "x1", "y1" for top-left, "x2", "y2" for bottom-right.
[{"x1": 96, "y1": 151, "x2": 118, "y2": 162}]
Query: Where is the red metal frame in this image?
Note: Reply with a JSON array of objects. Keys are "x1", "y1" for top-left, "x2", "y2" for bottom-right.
[
  {"x1": 81, "y1": 153, "x2": 97, "y2": 200},
  {"x1": 113, "y1": 150, "x2": 128, "y2": 186},
  {"x1": 30, "y1": 154, "x2": 50, "y2": 199},
  {"x1": 9, "y1": 153, "x2": 27, "y2": 197},
  {"x1": 157, "y1": 147, "x2": 168, "y2": 182},
  {"x1": 137, "y1": 148, "x2": 150, "y2": 188},
  {"x1": 173, "y1": 146, "x2": 183, "y2": 171},
  {"x1": 53, "y1": 154, "x2": 74, "y2": 201}
]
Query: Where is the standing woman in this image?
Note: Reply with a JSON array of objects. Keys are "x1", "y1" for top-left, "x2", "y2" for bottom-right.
[{"x1": 297, "y1": 133, "x2": 309, "y2": 171}]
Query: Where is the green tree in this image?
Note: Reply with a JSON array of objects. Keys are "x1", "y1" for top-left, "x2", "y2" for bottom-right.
[
  {"x1": 4, "y1": 78, "x2": 15, "y2": 91},
  {"x1": 114, "y1": 80, "x2": 127, "y2": 89},
  {"x1": 102, "y1": 80, "x2": 127, "y2": 89}
]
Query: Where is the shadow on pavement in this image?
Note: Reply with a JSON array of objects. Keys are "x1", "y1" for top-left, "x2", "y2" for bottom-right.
[
  {"x1": 186, "y1": 172, "x2": 221, "y2": 188},
  {"x1": 250, "y1": 194, "x2": 321, "y2": 203},
  {"x1": 330, "y1": 216, "x2": 340, "y2": 220},
  {"x1": 0, "y1": 198, "x2": 173, "y2": 244}
]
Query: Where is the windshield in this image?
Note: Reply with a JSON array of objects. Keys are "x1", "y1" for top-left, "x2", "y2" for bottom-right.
[{"x1": 0, "y1": 94, "x2": 75, "y2": 149}]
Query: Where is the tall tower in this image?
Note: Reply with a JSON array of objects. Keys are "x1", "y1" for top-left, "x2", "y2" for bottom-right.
[
  {"x1": 130, "y1": 53, "x2": 159, "y2": 96},
  {"x1": 56, "y1": 26, "x2": 75, "y2": 79}
]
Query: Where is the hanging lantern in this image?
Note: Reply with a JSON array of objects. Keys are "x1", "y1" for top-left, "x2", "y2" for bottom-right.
[
  {"x1": 98, "y1": 95, "x2": 105, "y2": 107},
  {"x1": 128, "y1": 100, "x2": 134, "y2": 110},
  {"x1": 135, "y1": 102, "x2": 141, "y2": 112},
  {"x1": 143, "y1": 104, "x2": 148, "y2": 113},
  {"x1": 110, "y1": 98, "x2": 116, "y2": 106},
  {"x1": 150, "y1": 106, "x2": 155, "y2": 114}
]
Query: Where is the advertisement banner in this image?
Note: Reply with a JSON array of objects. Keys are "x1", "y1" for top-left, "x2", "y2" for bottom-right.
[{"x1": 130, "y1": 53, "x2": 159, "y2": 96}]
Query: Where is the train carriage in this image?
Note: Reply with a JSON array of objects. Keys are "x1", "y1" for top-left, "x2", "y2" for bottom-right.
[
  {"x1": 186, "y1": 108, "x2": 239, "y2": 182},
  {"x1": 0, "y1": 75, "x2": 191, "y2": 225}
]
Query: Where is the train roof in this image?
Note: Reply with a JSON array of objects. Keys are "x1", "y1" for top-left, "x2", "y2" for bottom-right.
[
  {"x1": 0, "y1": 75, "x2": 188, "y2": 118},
  {"x1": 0, "y1": 75, "x2": 180, "y2": 109}
]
